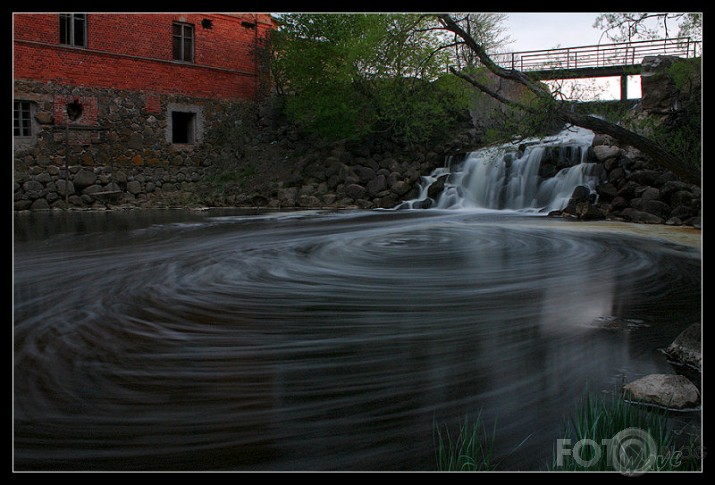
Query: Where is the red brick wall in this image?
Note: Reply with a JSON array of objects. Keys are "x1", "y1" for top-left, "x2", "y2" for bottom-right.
[{"x1": 13, "y1": 13, "x2": 274, "y2": 101}]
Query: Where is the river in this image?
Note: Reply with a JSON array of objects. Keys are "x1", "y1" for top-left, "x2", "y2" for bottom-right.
[{"x1": 13, "y1": 208, "x2": 701, "y2": 471}]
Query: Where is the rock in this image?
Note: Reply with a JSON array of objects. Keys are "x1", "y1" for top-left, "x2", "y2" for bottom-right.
[
  {"x1": 30, "y1": 198, "x2": 50, "y2": 211},
  {"x1": 345, "y1": 183, "x2": 366, "y2": 200},
  {"x1": 640, "y1": 55, "x2": 681, "y2": 113},
  {"x1": 610, "y1": 196, "x2": 630, "y2": 211},
  {"x1": 628, "y1": 170, "x2": 661, "y2": 186},
  {"x1": 642, "y1": 199, "x2": 671, "y2": 218},
  {"x1": 665, "y1": 323, "x2": 701, "y2": 371},
  {"x1": 608, "y1": 167, "x2": 625, "y2": 184},
  {"x1": 623, "y1": 374, "x2": 700, "y2": 409},
  {"x1": 665, "y1": 217, "x2": 682, "y2": 226},
  {"x1": 569, "y1": 185, "x2": 591, "y2": 203},
  {"x1": 660, "y1": 181, "x2": 691, "y2": 203},
  {"x1": 354, "y1": 166, "x2": 376, "y2": 184},
  {"x1": 596, "y1": 183, "x2": 618, "y2": 201},
  {"x1": 616, "y1": 181, "x2": 639, "y2": 199},
  {"x1": 73, "y1": 168, "x2": 97, "y2": 188},
  {"x1": 297, "y1": 195, "x2": 320, "y2": 207},
  {"x1": 427, "y1": 174, "x2": 449, "y2": 200},
  {"x1": 575, "y1": 202, "x2": 605, "y2": 220},
  {"x1": 629, "y1": 198, "x2": 644, "y2": 210},
  {"x1": 670, "y1": 190, "x2": 694, "y2": 207},
  {"x1": 34, "y1": 111, "x2": 54, "y2": 124},
  {"x1": 592, "y1": 133, "x2": 618, "y2": 147},
  {"x1": 34, "y1": 172, "x2": 52, "y2": 184},
  {"x1": 592, "y1": 145, "x2": 620, "y2": 162},
  {"x1": 640, "y1": 187, "x2": 660, "y2": 201},
  {"x1": 621, "y1": 208, "x2": 664, "y2": 224},
  {"x1": 669, "y1": 205, "x2": 695, "y2": 220},
  {"x1": 82, "y1": 184, "x2": 103, "y2": 195},
  {"x1": 127, "y1": 132, "x2": 144, "y2": 150},
  {"x1": 14, "y1": 199, "x2": 32, "y2": 211},
  {"x1": 366, "y1": 174, "x2": 387, "y2": 197},
  {"x1": 391, "y1": 180, "x2": 412, "y2": 196},
  {"x1": 126, "y1": 180, "x2": 142, "y2": 195}
]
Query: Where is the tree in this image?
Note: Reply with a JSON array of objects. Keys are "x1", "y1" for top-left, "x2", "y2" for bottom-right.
[
  {"x1": 270, "y1": 13, "x2": 508, "y2": 143},
  {"x1": 593, "y1": 13, "x2": 702, "y2": 43},
  {"x1": 435, "y1": 14, "x2": 701, "y2": 186}
]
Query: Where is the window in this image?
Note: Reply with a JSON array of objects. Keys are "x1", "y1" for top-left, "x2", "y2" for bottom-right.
[
  {"x1": 172, "y1": 23, "x2": 194, "y2": 62},
  {"x1": 171, "y1": 111, "x2": 196, "y2": 144},
  {"x1": 59, "y1": 13, "x2": 86, "y2": 47},
  {"x1": 14, "y1": 101, "x2": 32, "y2": 137}
]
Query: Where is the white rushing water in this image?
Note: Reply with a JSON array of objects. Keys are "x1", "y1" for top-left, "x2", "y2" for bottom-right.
[{"x1": 400, "y1": 125, "x2": 606, "y2": 213}]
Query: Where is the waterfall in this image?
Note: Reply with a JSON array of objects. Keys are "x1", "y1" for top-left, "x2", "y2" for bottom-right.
[{"x1": 399, "y1": 126, "x2": 606, "y2": 213}]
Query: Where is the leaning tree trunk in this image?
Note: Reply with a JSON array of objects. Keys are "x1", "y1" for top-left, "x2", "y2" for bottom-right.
[
  {"x1": 437, "y1": 14, "x2": 701, "y2": 187},
  {"x1": 558, "y1": 112, "x2": 700, "y2": 186}
]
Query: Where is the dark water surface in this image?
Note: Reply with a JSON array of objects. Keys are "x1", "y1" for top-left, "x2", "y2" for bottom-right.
[{"x1": 13, "y1": 209, "x2": 701, "y2": 471}]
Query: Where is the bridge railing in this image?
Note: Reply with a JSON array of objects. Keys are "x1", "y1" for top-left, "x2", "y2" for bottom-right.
[{"x1": 493, "y1": 37, "x2": 700, "y2": 72}]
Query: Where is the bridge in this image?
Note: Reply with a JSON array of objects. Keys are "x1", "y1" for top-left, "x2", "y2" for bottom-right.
[{"x1": 493, "y1": 37, "x2": 701, "y2": 100}]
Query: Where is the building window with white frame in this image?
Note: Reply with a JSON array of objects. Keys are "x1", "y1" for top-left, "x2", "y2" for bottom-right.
[
  {"x1": 59, "y1": 13, "x2": 87, "y2": 48},
  {"x1": 172, "y1": 22, "x2": 194, "y2": 63}
]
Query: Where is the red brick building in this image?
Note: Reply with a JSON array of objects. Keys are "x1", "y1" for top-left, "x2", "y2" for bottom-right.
[
  {"x1": 14, "y1": 13, "x2": 274, "y2": 101},
  {"x1": 13, "y1": 13, "x2": 276, "y2": 210}
]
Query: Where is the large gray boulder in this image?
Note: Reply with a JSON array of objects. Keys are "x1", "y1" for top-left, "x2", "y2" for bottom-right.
[
  {"x1": 623, "y1": 374, "x2": 700, "y2": 409},
  {"x1": 665, "y1": 323, "x2": 701, "y2": 371}
]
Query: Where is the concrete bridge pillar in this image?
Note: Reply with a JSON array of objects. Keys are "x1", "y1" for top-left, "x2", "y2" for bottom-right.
[{"x1": 620, "y1": 75, "x2": 628, "y2": 101}]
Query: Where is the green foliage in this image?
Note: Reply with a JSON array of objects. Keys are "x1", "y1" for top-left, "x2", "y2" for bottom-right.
[
  {"x1": 668, "y1": 57, "x2": 701, "y2": 92},
  {"x1": 271, "y1": 14, "x2": 474, "y2": 143},
  {"x1": 552, "y1": 393, "x2": 701, "y2": 472},
  {"x1": 435, "y1": 414, "x2": 497, "y2": 471}
]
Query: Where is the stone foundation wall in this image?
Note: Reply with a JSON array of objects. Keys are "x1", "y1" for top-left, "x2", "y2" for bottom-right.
[{"x1": 14, "y1": 80, "x2": 256, "y2": 210}]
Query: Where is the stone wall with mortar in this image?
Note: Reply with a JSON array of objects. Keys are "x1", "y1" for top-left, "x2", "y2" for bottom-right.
[{"x1": 13, "y1": 80, "x2": 257, "y2": 210}]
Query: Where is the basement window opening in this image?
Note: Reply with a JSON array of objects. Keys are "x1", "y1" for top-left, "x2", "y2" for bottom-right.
[
  {"x1": 171, "y1": 111, "x2": 196, "y2": 144},
  {"x1": 13, "y1": 101, "x2": 32, "y2": 137}
]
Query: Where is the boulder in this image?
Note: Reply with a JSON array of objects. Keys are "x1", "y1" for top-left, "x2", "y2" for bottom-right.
[
  {"x1": 640, "y1": 55, "x2": 681, "y2": 113},
  {"x1": 391, "y1": 180, "x2": 412, "y2": 196},
  {"x1": 427, "y1": 174, "x2": 449, "y2": 200},
  {"x1": 354, "y1": 166, "x2": 376, "y2": 184},
  {"x1": 665, "y1": 323, "x2": 701, "y2": 371},
  {"x1": 628, "y1": 170, "x2": 661, "y2": 186},
  {"x1": 665, "y1": 217, "x2": 682, "y2": 226},
  {"x1": 73, "y1": 168, "x2": 97, "y2": 188},
  {"x1": 126, "y1": 180, "x2": 142, "y2": 195},
  {"x1": 670, "y1": 190, "x2": 694, "y2": 207},
  {"x1": 640, "y1": 187, "x2": 660, "y2": 201},
  {"x1": 297, "y1": 195, "x2": 321, "y2": 207},
  {"x1": 596, "y1": 183, "x2": 618, "y2": 201},
  {"x1": 592, "y1": 133, "x2": 618, "y2": 147},
  {"x1": 366, "y1": 174, "x2": 387, "y2": 197},
  {"x1": 569, "y1": 185, "x2": 591, "y2": 203},
  {"x1": 669, "y1": 205, "x2": 695, "y2": 220},
  {"x1": 610, "y1": 196, "x2": 630, "y2": 211},
  {"x1": 345, "y1": 183, "x2": 366, "y2": 200},
  {"x1": 621, "y1": 208, "x2": 664, "y2": 224},
  {"x1": 623, "y1": 374, "x2": 700, "y2": 409},
  {"x1": 642, "y1": 199, "x2": 671, "y2": 219},
  {"x1": 592, "y1": 145, "x2": 620, "y2": 162},
  {"x1": 30, "y1": 198, "x2": 50, "y2": 211}
]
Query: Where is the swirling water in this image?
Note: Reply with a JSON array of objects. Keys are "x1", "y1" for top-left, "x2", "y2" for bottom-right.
[{"x1": 13, "y1": 209, "x2": 701, "y2": 471}]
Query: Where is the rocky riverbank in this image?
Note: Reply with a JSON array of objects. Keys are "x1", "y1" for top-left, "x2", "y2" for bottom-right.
[{"x1": 558, "y1": 132, "x2": 701, "y2": 228}]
